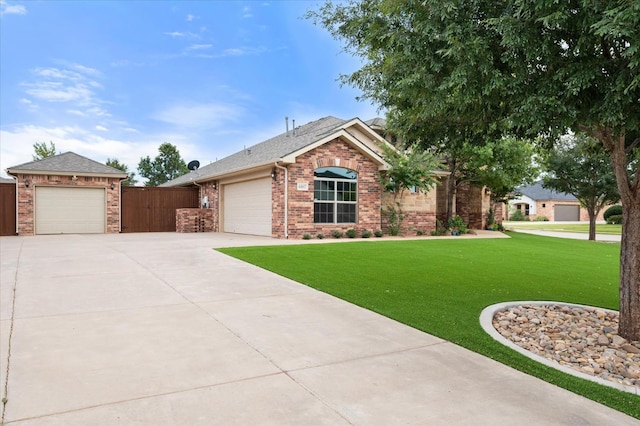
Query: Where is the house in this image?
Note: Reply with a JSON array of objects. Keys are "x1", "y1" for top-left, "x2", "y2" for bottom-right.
[
  {"x1": 163, "y1": 116, "x2": 450, "y2": 238},
  {"x1": 6, "y1": 152, "x2": 128, "y2": 235},
  {"x1": 509, "y1": 181, "x2": 607, "y2": 221}
]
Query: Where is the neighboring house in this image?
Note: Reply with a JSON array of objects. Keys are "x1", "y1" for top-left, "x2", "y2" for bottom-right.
[
  {"x1": 6, "y1": 152, "x2": 128, "y2": 235},
  {"x1": 509, "y1": 181, "x2": 608, "y2": 221},
  {"x1": 163, "y1": 116, "x2": 450, "y2": 238}
]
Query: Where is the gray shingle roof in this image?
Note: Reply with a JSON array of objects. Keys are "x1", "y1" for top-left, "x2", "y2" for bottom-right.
[
  {"x1": 163, "y1": 116, "x2": 354, "y2": 187},
  {"x1": 0, "y1": 177, "x2": 15, "y2": 183},
  {"x1": 517, "y1": 181, "x2": 578, "y2": 201},
  {"x1": 365, "y1": 117, "x2": 386, "y2": 128},
  {"x1": 7, "y1": 152, "x2": 128, "y2": 177}
]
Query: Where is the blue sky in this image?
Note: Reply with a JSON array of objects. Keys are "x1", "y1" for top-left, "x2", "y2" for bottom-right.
[{"x1": 0, "y1": 0, "x2": 381, "y2": 179}]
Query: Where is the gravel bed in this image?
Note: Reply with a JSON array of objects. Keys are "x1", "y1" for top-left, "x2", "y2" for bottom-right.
[{"x1": 493, "y1": 304, "x2": 640, "y2": 389}]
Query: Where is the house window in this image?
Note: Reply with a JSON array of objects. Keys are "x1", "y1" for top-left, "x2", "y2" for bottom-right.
[{"x1": 314, "y1": 167, "x2": 357, "y2": 223}]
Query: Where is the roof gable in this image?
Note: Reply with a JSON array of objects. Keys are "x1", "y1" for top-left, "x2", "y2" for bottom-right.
[
  {"x1": 163, "y1": 116, "x2": 388, "y2": 186},
  {"x1": 7, "y1": 152, "x2": 128, "y2": 177}
]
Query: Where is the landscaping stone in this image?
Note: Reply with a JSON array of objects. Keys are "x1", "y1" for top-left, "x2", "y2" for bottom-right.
[{"x1": 492, "y1": 304, "x2": 640, "y2": 389}]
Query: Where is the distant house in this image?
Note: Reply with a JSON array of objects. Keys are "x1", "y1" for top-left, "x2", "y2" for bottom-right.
[
  {"x1": 509, "y1": 181, "x2": 608, "y2": 222},
  {"x1": 6, "y1": 152, "x2": 127, "y2": 235},
  {"x1": 163, "y1": 116, "x2": 468, "y2": 238}
]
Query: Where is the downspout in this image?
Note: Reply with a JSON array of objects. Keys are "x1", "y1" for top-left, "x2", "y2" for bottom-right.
[{"x1": 274, "y1": 162, "x2": 288, "y2": 239}]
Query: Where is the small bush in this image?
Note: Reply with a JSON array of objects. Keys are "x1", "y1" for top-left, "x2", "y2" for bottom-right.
[
  {"x1": 534, "y1": 215, "x2": 549, "y2": 221},
  {"x1": 316, "y1": 233, "x2": 325, "y2": 239},
  {"x1": 374, "y1": 230, "x2": 383, "y2": 237},
  {"x1": 346, "y1": 228, "x2": 358, "y2": 238},
  {"x1": 606, "y1": 214, "x2": 622, "y2": 225},
  {"x1": 604, "y1": 205, "x2": 622, "y2": 221},
  {"x1": 361, "y1": 229, "x2": 372, "y2": 238},
  {"x1": 302, "y1": 233, "x2": 311, "y2": 240},
  {"x1": 431, "y1": 220, "x2": 447, "y2": 236},
  {"x1": 331, "y1": 230, "x2": 343, "y2": 238},
  {"x1": 510, "y1": 210, "x2": 527, "y2": 221},
  {"x1": 447, "y1": 215, "x2": 468, "y2": 235},
  {"x1": 416, "y1": 230, "x2": 424, "y2": 236}
]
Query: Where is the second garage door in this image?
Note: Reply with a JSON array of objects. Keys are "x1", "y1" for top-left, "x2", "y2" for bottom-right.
[
  {"x1": 35, "y1": 187, "x2": 106, "y2": 234},
  {"x1": 554, "y1": 204, "x2": 580, "y2": 221},
  {"x1": 223, "y1": 178, "x2": 272, "y2": 236}
]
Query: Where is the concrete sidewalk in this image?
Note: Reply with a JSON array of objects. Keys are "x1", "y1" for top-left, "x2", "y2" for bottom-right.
[{"x1": 0, "y1": 233, "x2": 636, "y2": 425}]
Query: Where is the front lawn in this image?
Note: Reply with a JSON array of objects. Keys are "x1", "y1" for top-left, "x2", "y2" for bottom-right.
[
  {"x1": 505, "y1": 222, "x2": 622, "y2": 235},
  {"x1": 218, "y1": 232, "x2": 639, "y2": 419}
]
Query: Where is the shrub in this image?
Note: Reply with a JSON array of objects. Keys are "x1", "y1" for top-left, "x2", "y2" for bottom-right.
[
  {"x1": 331, "y1": 230, "x2": 343, "y2": 238},
  {"x1": 374, "y1": 230, "x2": 383, "y2": 237},
  {"x1": 361, "y1": 229, "x2": 372, "y2": 238},
  {"x1": 346, "y1": 228, "x2": 358, "y2": 238},
  {"x1": 447, "y1": 215, "x2": 468, "y2": 235},
  {"x1": 509, "y1": 210, "x2": 527, "y2": 221},
  {"x1": 603, "y1": 205, "x2": 622, "y2": 221},
  {"x1": 382, "y1": 202, "x2": 404, "y2": 236},
  {"x1": 302, "y1": 233, "x2": 311, "y2": 240},
  {"x1": 430, "y1": 220, "x2": 447, "y2": 236},
  {"x1": 416, "y1": 230, "x2": 424, "y2": 236},
  {"x1": 534, "y1": 215, "x2": 549, "y2": 221},
  {"x1": 316, "y1": 233, "x2": 325, "y2": 239},
  {"x1": 606, "y1": 214, "x2": 622, "y2": 225}
]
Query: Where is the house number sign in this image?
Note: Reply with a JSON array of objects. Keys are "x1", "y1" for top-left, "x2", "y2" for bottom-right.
[{"x1": 297, "y1": 182, "x2": 309, "y2": 191}]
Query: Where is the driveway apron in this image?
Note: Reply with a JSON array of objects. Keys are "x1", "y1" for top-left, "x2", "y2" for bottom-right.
[{"x1": 0, "y1": 233, "x2": 636, "y2": 425}]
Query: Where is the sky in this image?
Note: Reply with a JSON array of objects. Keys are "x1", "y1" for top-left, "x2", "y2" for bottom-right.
[{"x1": 0, "y1": 0, "x2": 381, "y2": 179}]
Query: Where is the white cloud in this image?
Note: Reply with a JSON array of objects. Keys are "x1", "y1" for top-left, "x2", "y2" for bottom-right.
[
  {"x1": 95, "y1": 125, "x2": 108, "y2": 132},
  {"x1": 187, "y1": 43, "x2": 212, "y2": 51},
  {"x1": 0, "y1": 0, "x2": 26, "y2": 16},
  {"x1": 186, "y1": 14, "x2": 198, "y2": 21},
  {"x1": 242, "y1": 6, "x2": 252, "y2": 18}
]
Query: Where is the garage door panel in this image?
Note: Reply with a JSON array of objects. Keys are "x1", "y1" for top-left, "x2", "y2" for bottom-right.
[
  {"x1": 36, "y1": 187, "x2": 106, "y2": 234},
  {"x1": 224, "y1": 178, "x2": 272, "y2": 236},
  {"x1": 554, "y1": 205, "x2": 580, "y2": 222}
]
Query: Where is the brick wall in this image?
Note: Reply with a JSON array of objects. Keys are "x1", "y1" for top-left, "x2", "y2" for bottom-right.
[
  {"x1": 16, "y1": 173, "x2": 121, "y2": 235},
  {"x1": 276, "y1": 138, "x2": 383, "y2": 238},
  {"x1": 176, "y1": 208, "x2": 214, "y2": 232},
  {"x1": 200, "y1": 181, "x2": 219, "y2": 231},
  {"x1": 381, "y1": 189, "x2": 437, "y2": 235}
]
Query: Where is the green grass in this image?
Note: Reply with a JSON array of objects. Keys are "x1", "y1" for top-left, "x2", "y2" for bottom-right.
[
  {"x1": 506, "y1": 222, "x2": 622, "y2": 235},
  {"x1": 218, "y1": 232, "x2": 639, "y2": 419}
]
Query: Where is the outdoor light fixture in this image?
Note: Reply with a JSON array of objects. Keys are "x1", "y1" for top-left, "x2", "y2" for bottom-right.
[
  {"x1": 110, "y1": 182, "x2": 116, "y2": 190},
  {"x1": 212, "y1": 182, "x2": 217, "y2": 190},
  {"x1": 271, "y1": 168, "x2": 276, "y2": 180},
  {"x1": 24, "y1": 180, "x2": 30, "y2": 188}
]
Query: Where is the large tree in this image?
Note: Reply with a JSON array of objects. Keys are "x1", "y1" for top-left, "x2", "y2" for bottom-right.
[
  {"x1": 310, "y1": 0, "x2": 640, "y2": 339},
  {"x1": 138, "y1": 143, "x2": 189, "y2": 187},
  {"x1": 32, "y1": 141, "x2": 57, "y2": 160},
  {"x1": 541, "y1": 134, "x2": 620, "y2": 241},
  {"x1": 106, "y1": 158, "x2": 138, "y2": 186}
]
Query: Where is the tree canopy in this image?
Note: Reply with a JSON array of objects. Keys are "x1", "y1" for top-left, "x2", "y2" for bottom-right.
[
  {"x1": 138, "y1": 143, "x2": 189, "y2": 187},
  {"x1": 541, "y1": 133, "x2": 619, "y2": 240},
  {"x1": 106, "y1": 158, "x2": 138, "y2": 186},
  {"x1": 309, "y1": 0, "x2": 640, "y2": 339},
  {"x1": 32, "y1": 141, "x2": 57, "y2": 160}
]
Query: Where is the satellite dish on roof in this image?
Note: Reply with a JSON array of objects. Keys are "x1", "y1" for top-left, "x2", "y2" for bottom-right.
[{"x1": 187, "y1": 160, "x2": 200, "y2": 171}]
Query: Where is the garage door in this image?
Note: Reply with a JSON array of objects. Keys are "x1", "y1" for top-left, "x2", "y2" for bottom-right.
[
  {"x1": 35, "y1": 187, "x2": 106, "y2": 234},
  {"x1": 223, "y1": 178, "x2": 272, "y2": 236},
  {"x1": 554, "y1": 205, "x2": 580, "y2": 221}
]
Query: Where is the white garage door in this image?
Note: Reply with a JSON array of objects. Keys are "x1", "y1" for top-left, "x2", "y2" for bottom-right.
[
  {"x1": 554, "y1": 204, "x2": 580, "y2": 221},
  {"x1": 35, "y1": 187, "x2": 106, "y2": 234},
  {"x1": 223, "y1": 178, "x2": 272, "y2": 236}
]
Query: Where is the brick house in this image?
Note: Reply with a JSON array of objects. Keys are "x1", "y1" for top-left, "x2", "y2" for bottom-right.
[
  {"x1": 163, "y1": 116, "x2": 449, "y2": 238},
  {"x1": 509, "y1": 181, "x2": 608, "y2": 221},
  {"x1": 6, "y1": 152, "x2": 127, "y2": 235}
]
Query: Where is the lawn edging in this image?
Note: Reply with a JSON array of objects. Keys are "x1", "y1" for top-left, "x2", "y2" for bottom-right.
[{"x1": 480, "y1": 301, "x2": 638, "y2": 395}]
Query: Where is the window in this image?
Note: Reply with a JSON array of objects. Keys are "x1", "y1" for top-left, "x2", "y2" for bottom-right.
[{"x1": 314, "y1": 167, "x2": 357, "y2": 223}]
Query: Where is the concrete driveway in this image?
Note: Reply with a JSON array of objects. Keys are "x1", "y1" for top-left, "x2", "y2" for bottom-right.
[{"x1": 0, "y1": 233, "x2": 636, "y2": 425}]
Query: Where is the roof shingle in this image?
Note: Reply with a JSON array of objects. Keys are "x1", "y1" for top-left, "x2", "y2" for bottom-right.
[
  {"x1": 7, "y1": 152, "x2": 128, "y2": 176},
  {"x1": 517, "y1": 181, "x2": 578, "y2": 201}
]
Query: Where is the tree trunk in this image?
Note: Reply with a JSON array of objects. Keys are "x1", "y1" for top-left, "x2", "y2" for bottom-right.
[
  {"x1": 619, "y1": 200, "x2": 640, "y2": 340},
  {"x1": 594, "y1": 129, "x2": 640, "y2": 341},
  {"x1": 446, "y1": 159, "x2": 457, "y2": 223},
  {"x1": 587, "y1": 208, "x2": 596, "y2": 241}
]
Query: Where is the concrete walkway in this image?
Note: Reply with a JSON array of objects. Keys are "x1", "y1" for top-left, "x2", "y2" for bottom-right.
[
  {"x1": 0, "y1": 233, "x2": 636, "y2": 425},
  {"x1": 509, "y1": 229, "x2": 622, "y2": 242}
]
